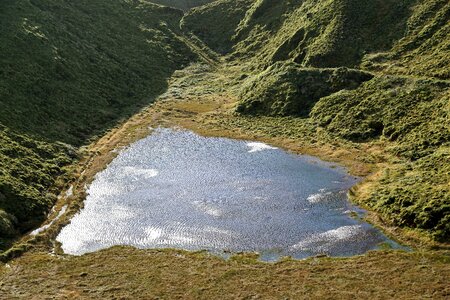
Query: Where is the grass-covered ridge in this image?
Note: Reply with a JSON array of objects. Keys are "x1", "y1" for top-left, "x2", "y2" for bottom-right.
[
  {"x1": 362, "y1": 0, "x2": 450, "y2": 79},
  {"x1": 0, "y1": 0, "x2": 199, "y2": 245},
  {"x1": 234, "y1": 0, "x2": 413, "y2": 68}
]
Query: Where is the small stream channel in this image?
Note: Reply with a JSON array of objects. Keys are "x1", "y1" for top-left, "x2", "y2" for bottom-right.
[{"x1": 57, "y1": 128, "x2": 403, "y2": 261}]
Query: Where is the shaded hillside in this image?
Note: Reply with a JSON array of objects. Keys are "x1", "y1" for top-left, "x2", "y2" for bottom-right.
[
  {"x1": 183, "y1": 0, "x2": 413, "y2": 67},
  {"x1": 181, "y1": 0, "x2": 254, "y2": 54},
  {"x1": 0, "y1": 0, "x2": 196, "y2": 145},
  {"x1": 362, "y1": 0, "x2": 450, "y2": 79},
  {"x1": 0, "y1": 126, "x2": 74, "y2": 243},
  {"x1": 0, "y1": 0, "x2": 198, "y2": 245}
]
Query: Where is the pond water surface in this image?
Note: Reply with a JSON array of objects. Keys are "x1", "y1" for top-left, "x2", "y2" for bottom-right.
[{"x1": 57, "y1": 128, "x2": 401, "y2": 260}]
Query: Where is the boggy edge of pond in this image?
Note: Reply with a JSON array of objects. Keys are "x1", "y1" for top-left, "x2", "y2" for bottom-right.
[
  {"x1": 55, "y1": 128, "x2": 408, "y2": 262},
  {"x1": 3, "y1": 92, "x2": 435, "y2": 263}
]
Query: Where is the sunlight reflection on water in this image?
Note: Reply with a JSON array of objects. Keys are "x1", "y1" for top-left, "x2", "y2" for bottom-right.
[{"x1": 57, "y1": 128, "x2": 402, "y2": 260}]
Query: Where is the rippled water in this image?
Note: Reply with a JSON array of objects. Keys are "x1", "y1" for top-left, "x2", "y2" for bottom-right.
[{"x1": 57, "y1": 128, "x2": 401, "y2": 260}]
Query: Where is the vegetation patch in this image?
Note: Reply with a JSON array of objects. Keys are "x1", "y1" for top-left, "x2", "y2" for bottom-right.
[
  {"x1": 309, "y1": 76, "x2": 449, "y2": 241},
  {"x1": 236, "y1": 62, "x2": 373, "y2": 117},
  {"x1": 362, "y1": 0, "x2": 450, "y2": 80},
  {"x1": 0, "y1": 125, "x2": 74, "y2": 249}
]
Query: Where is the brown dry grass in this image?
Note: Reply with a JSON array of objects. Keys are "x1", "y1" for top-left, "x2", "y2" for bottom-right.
[{"x1": 1, "y1": 247, "x2": 449, "y2": 299}]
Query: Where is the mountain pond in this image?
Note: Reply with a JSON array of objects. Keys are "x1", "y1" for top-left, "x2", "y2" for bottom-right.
[{"x1": 57, "y1": 128, "x2": 403, "y2": 261}]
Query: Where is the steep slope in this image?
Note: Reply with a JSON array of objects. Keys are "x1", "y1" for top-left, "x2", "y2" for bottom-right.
[
  {"x1": 233, "y1": 0, "x2": 413, "y2": 68},
  {"x1": 0, "y1": 0, "x2": 198, "y2": 245},
  {"x1": 181, "y1": 0, "x2": 254, "y2": 54},
  {"x1": 182, "y1": 0, "x2": 413, "y2": 67},
  {"x1": 0, "y1": 0, "x2": 196, "y2": 145},
  {"x1": 362, "y1": 0, "x2": 450, "y2": 79}
]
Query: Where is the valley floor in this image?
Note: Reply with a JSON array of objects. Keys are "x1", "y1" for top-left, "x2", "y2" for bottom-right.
[
  {"x1": 1, "y1": 248, "x2": 449, "y2": 299},
  {"x1": 1, "y1": 63, "x2": 449, "y2": 299}
]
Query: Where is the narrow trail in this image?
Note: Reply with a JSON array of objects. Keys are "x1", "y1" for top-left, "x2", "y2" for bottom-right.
[
  {"x1": 175, "y1": 20, "x2": 220, "y2": 67},
  {"x1": 178, "y1": 33, "x2": 219, "y2": 67}
]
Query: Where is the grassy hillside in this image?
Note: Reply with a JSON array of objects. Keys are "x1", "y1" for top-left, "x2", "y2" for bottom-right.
[
  {"x1": 236, "y1": 62, "x2": 373, "y2": 116},
  {"x1": 311, "y1": 78, "x2": 449, "y2": 241},
  {"x1": 237, "y1": 0, "x2": 449, "y2": 241},
  {"x1": 0, "y1": 0, "x2": 196, "y2": 145},
  {"x1": 184, "y1": 0, "x2": 412, "y2": 68},
  {"x1": 191, "y1": 0, "x2": 448, "y2": 77},
  {"x1": 362, "y1": 0, "x2": 450, "y2": 79},
  {"x1": 0, "y1": 0, "x2": 198, "y2": 246},
  {"x1": 182, "y1": 0, "x2": 449, "y2": 241},
  {"x1": 0, "y1": 126, "x2": 74, "y2": 243}
]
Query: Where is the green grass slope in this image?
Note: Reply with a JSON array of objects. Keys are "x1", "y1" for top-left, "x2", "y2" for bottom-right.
[
  {"x1": 181, "y1": 0, "x2": 414, "y2": 67},
  {"x1": 234, "y1": 0, "x2": 412, "y2": 68},
  {"x1": 362, "y1": 0, "x2": 450, "y2": 80},
  {"x1": 311, "y1": 78, "x2": 449, "y2": 241},
  {"x1": 0, "y1": 0, "x2": 196, "y2": 145},
  {"x1": 0, "y1": 0, "x2": 198, "y2": 246},
  {"x1": 236, "y1": 62, "x2": 373, "y2": 116},
  {"x1": 0, "y1": 126, "x2": 74, "y2": 244},
  {"x1": 217, "y1": 0, "x2": 449, "y2": 241}
]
